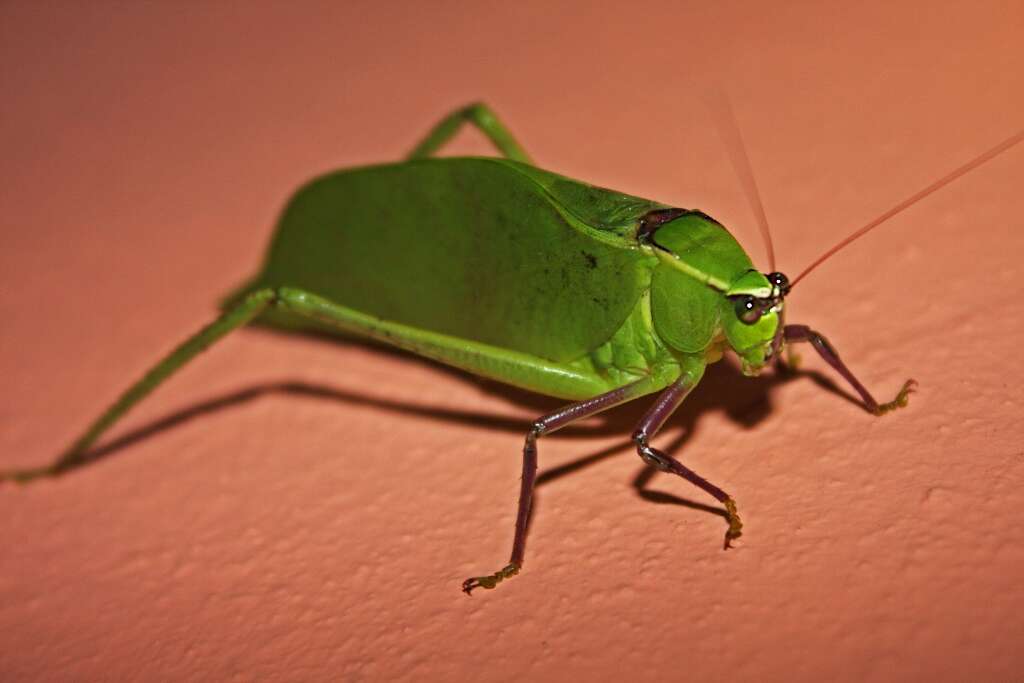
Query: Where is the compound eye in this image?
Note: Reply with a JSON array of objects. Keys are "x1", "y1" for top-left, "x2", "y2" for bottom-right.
[
  {"x1": 767, "y1": 272, "x2": 790, "y2": 294},
  {"x1": 734, "y1": 296, "x2": 762, "y2": 324}
]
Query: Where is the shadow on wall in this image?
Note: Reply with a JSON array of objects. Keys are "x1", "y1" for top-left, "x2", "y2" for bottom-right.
[{"x1": 27, "y1": 327, "x2": 862, "y2": 529}]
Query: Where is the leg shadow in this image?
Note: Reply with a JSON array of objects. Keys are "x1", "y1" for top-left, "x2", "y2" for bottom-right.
[{"x1": 11, "y1": 329, "x2": 858, "y2": 488}]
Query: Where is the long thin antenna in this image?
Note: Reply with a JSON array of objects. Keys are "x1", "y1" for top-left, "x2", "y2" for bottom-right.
[
  {"x1": 708, "y1": 93, "x2": 776, "y2": 271},
  {"x1": 792, "y1": 129, "x2": 1024, "y2": 287}
]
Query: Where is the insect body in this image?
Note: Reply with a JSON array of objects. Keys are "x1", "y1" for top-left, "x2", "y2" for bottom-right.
[{"x1": 4, "y1": 104, "x2": 1020, "y2": 593}]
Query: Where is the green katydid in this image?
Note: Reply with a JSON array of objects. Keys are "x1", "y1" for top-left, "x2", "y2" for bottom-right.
[{"x1": 3, "y1": 103, "x2": 1021, "y2": 594}]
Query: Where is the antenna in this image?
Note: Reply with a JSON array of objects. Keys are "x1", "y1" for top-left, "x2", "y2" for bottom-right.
[
  {"x1": 708, "y1": 93, "x2": 776, "y2": 271},
  {"x1": 792, "y1": 129, "x2": 1024, "y2": 287}
]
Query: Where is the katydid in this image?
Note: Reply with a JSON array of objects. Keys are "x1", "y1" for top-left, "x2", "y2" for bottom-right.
[{"x1": 3, "y1": 104, "x2": 1021, "y2": 594}]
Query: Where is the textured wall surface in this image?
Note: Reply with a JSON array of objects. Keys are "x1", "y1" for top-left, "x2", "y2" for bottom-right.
[{"x1": 2, "y1": 2, "x2": 1022, "y2": 681}]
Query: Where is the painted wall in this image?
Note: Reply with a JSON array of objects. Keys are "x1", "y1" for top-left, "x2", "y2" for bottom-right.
[{"x1": 2, "y1": 2, "x2": 1022, "y2": 680}]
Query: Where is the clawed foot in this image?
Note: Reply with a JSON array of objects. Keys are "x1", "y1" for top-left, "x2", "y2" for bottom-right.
[
  {"x1": 723, "y1": 498, "x2": 743, "y2": 550},
  {"x1": 873, "y1": 378, "x2": 917, "y2": 416},
  {"x1": 0, "y1": 466, "x2": 52, "y2": 485},
  {"x1": 462, "y1": 562, "x2": 520, "y2": 595}
]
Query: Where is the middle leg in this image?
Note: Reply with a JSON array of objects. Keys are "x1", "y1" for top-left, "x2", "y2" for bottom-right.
[
  {"x1": 630, "y1": 364, "x2": 744, "y2": 549},
  {"x1": 461, "y1": 375, "x2": 665, "y2": 594}
]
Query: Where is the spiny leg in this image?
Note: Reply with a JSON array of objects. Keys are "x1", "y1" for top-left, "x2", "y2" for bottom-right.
[
  {"x1": 784, "y1": 324, "x2": 916, "y2": 415},
  {"x1": 462, "y1": 377, "x2": 661, "y2": 594},
  {"x1": 405, "y1": 102, "x2": 534, "y2": 164},
  {"x1": 7, "y1": 285, "x2": 649, "y2": 486},
  {"x1": 0, "y1": 289, "x2": 278, "y2": 484},
  {"x1": 630, "y1": 365, "x2": 742, "y2": 549}
]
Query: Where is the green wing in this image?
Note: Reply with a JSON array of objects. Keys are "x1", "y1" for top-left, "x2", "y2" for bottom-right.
[{"x1": 231, "y1": 157, "x2": 663, "y2": 363}]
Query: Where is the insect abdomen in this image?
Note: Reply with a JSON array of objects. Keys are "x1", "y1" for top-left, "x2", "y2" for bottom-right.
[{"x1": 237, "y1": 158, "x2": 656, "y2": 363}]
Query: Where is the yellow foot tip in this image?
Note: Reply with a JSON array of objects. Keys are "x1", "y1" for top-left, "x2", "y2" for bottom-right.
[
  {"x1": 462, "y1": 563, "x2": 520, "y2": 595},
  {"x1": 723, "y1": 498, "x2": 744, "y2": 550},
  {"x1": 873, "y1": 378, "x2": 918, "y2": 416}
]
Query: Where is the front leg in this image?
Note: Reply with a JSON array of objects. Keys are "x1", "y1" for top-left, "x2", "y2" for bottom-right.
[{"x1": 784, "y1": 324, "x2": 916, "y2": 415}]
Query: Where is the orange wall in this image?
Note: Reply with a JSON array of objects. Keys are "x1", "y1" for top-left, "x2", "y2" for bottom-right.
[{"x1": 2, "y1": 2, "x2": 1022, "y2": 680}]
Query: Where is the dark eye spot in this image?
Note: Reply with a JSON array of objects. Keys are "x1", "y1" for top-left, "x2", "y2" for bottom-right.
[
  {"x1": 767, "y1": 272, "x2": 790, "y2": 295},
  {"x1": 734, "y1": 296, "x2": 762, "y2": 325}
]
